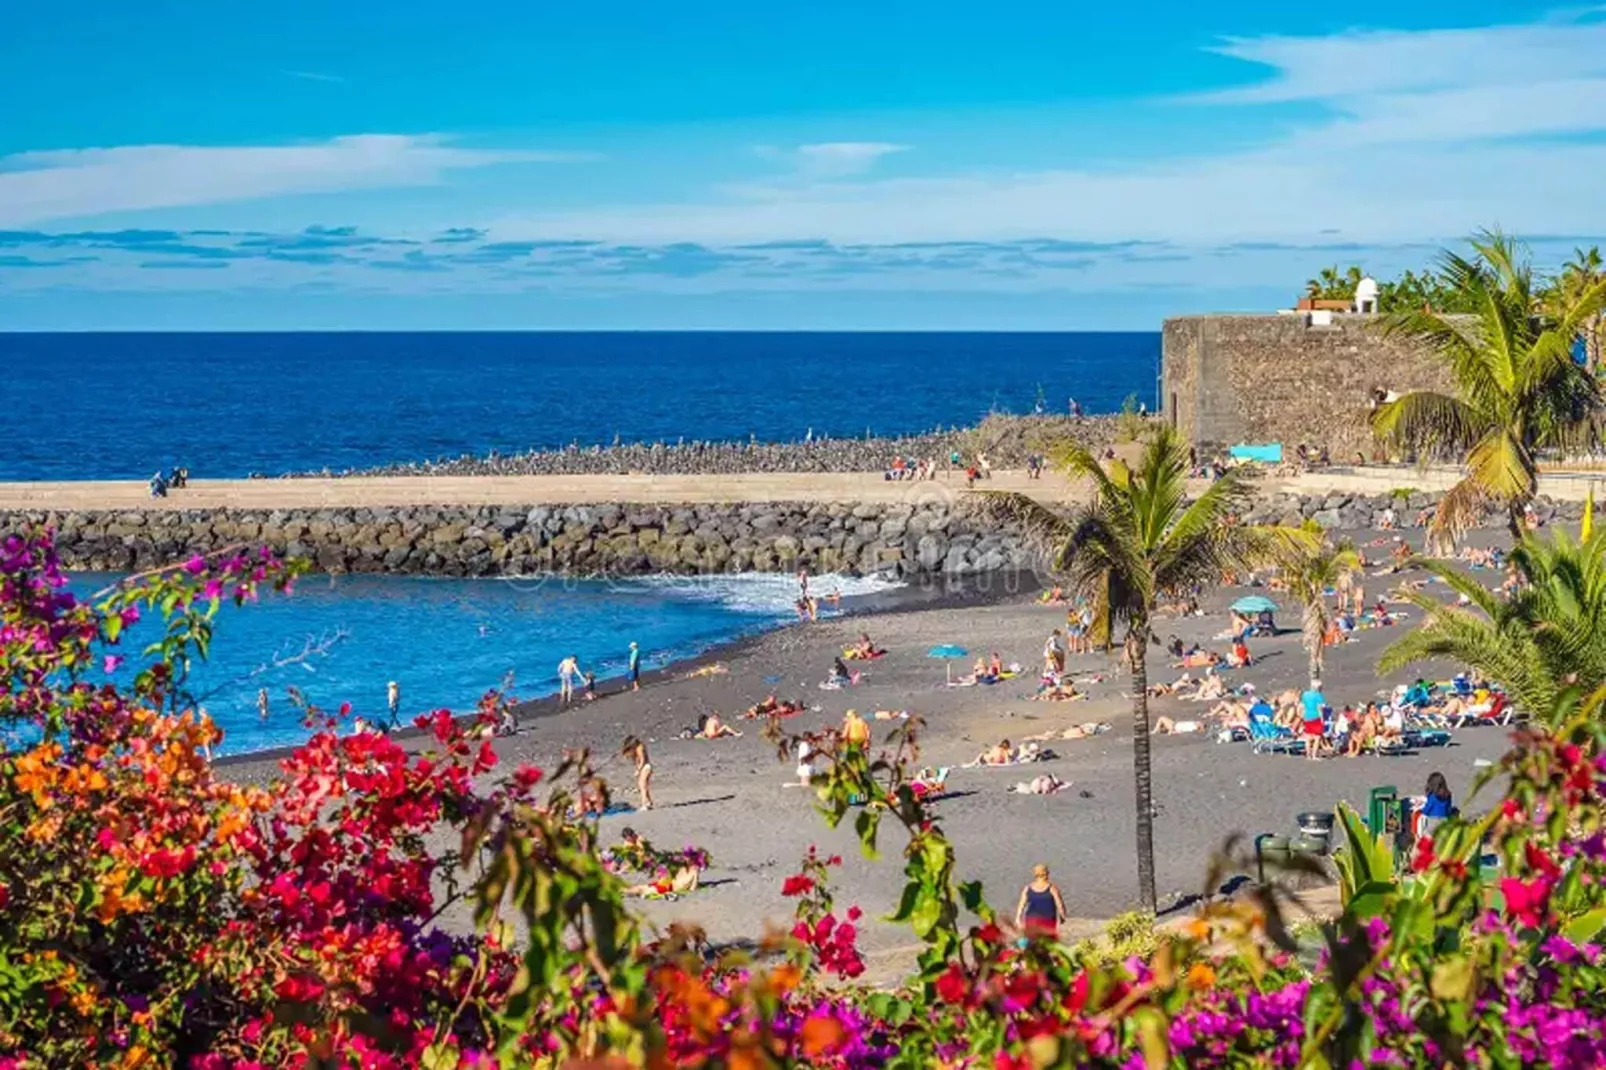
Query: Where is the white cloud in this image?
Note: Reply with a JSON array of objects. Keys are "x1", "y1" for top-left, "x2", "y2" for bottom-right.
[
  {"x1": 493, "y1": 9, "x2": 1606, "y2": 247},
  {"x1": 757, "y1": 142, "x2": 909, "y2": 179},
  {"x1": 0, "y1": 135, "x2": 589, "y2": 226},
  {"x1": 1195, "y1": 13, "x2": 1606, "y2": 103}
]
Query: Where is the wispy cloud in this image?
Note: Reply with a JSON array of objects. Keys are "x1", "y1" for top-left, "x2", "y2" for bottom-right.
[
  {"x1": 757, "y1": 142, "x2": 910, "y2": 180},
  {"x1": 282, "y1": 70, "x2": 346, "y2": 83},
  {"x1": 493, "y1": 10, "x2": 1606, "y2": 246},
  {"x1": 0, "y1": 135, "x2": 594, "y2": 227}
]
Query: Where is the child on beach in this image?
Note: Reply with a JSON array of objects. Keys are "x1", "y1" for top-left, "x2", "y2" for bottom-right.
[{"x1": 583, "y1": 671, "x2": 597, "y2": 702}]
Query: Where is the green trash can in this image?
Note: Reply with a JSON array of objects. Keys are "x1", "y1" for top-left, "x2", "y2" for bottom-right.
[{"x1": 1367, "y1": 785, "x2": 1398, "y2": 838}]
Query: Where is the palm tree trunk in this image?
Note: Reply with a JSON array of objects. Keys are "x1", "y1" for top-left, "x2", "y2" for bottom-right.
[
  {"x1": 1126, "y1": 621, "x2": 1158, "y2": 915},
  {"x1": 1508, "y1": 502, "x2": 1527, "y2": 545}
]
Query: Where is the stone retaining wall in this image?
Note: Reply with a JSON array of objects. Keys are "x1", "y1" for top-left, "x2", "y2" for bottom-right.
[
  {"x1": 3, "y1": 501, "x2": 1037, "y2": 578},
  {"x1": 3, "y1": 489, "x2": 1572, "y2": 580}
]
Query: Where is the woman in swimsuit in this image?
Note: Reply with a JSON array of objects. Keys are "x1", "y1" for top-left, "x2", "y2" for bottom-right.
[
  {"x1": 623, "y1": 736, "x2": 655, "y2": 810},
  {"x1": 1014, "y1": 863, "x2": 1068, "y2": 939}
]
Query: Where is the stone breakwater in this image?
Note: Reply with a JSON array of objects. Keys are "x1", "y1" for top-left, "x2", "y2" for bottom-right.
[
  {"x1": 1242, "y1": 491, "x2": 1586, "y2": 529},
  {"x1": 4, "y1": 488, "x2": 1571, "y2": 581},
  {"x1": 281, "y1": 415, "x2": 1128, "y2": 479},
  {"x1": 6, "y1": 501, "x2": 1039, "y2": 578}
]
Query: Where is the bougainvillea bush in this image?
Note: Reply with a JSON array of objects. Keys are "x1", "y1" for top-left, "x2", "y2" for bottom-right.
[{"x1": 2, "y1": 528, "x2": 1604, "y2": 1068}]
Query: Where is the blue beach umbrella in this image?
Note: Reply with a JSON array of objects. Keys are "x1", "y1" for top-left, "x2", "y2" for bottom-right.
[
  {"x1": 928, "y1": 644, "x2": 969, "y2": 684},
  {"x1": 1230, "y1": 595, "x2": 1279, "y2": 615}
]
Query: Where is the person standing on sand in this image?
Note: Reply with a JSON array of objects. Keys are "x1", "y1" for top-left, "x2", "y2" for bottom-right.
[
  {"x1": 628, "y1": 641, "x2": 641, "y2": 692},
  {"x1": 1015, "y1": 864, "x2": 1068, "y2": 939},
  {"x1": 1300, "y1": 679, "x2": 1329, "y2": 760},
  {"x1": 841, "y1": 709, "x2": 871, "y2": 749},
  {"x1": 797, "y1": 567, "x2": 809, "y2": 602},
  {"x1": 1044, "y1": 630, "x2": 1066, "y2": 676},
  {"x1": 623, "y1": 736, "x2": 655, "y2": 810},
  {"x1": 558, "y1": 655, "x2": 582, "y2": 704},
  {"x1": 386, "y1": 680, "x2": 400, "y2": 729}
]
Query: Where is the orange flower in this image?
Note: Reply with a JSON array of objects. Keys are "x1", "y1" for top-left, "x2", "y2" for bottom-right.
[
  {"x1": 1186, "y1": 962, "x2": 1218, "y2": 990},
  {"x1": 800, "y1": 1016, "x2": 845, "y2": 1057}
]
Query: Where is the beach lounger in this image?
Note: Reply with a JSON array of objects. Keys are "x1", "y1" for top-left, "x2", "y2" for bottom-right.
[{"x1": 1451, "y1": 694, "x2": 1510, "y2": 728}]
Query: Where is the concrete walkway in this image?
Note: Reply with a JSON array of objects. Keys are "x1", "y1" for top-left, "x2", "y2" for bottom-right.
[{"x1": 0, "y1": 471, "x2": 1086, "y2": 511}]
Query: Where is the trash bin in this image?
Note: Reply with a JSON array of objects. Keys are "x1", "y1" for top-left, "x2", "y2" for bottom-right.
[
  {"x1": 1367, "y1": 786, "x2": 1398, "y2": 838},
  {"x1": 1296, "y1": 810, "x2": 1335, "y2": 854},
  {"x1": 1255, "y1": 833, "x2": 1290, "y2": 883}
]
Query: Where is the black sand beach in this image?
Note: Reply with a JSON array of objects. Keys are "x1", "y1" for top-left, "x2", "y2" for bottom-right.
[{"x1": 218, "y1": 526, "x2": 1515, "y2": 977}]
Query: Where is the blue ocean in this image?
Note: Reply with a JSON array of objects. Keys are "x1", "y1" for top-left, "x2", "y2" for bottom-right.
[
  {"x1": 0, "y1": 331, "x2": 1158, "y2": 480},
  {"x1": 11, "y1": 331, "x2": 1157, "y2": 753}
]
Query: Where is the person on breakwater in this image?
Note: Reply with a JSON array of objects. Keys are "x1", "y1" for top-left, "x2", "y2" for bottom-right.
[{"x1": 558, "y1": 654, "x2": 583, "y2": 704}]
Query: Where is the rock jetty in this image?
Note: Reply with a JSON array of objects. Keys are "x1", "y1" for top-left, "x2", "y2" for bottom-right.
[
  {"x1": 280, "y1": 415, "x2": 1128, "y2": 479},
  {"x1": 9, "y1": 501, "x2": 1040, "y2": 578}
]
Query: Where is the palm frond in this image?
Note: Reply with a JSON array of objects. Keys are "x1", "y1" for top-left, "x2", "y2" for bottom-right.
[{"x1": 1370, "y1": 392, "x2": 1487, "y2": 460}]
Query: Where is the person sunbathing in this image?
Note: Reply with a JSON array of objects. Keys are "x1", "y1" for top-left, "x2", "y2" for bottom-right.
[
  {"x1": 1035, "y1": 680, "x2": 1082, "y2": 701},
  {"x1": 1227, "y1": 640, "x2": 1252, "y2": 668},
  {"x1": 1012, "y1": 773, "x2": 1069, "y2": 795},
  {"x1": 1208, "y1": 699, "x2": 1250, "y2": 728},
  {"x1": 1024, "y1": 721, "x2": 1108, "y2": 741},
  {"x1": 847, "y1": 632, "x2": 886, "y2": 659},
  {"x1": 623, "y1": 865, "x2": 701, "y2": 899},
  {"x1": 1192, "y1": 674, "x2": 1227, "y2": 701},
  {"x1": 696, "y1": 713, "x2": 742, "y2": 739},
  {"x1": 1174, "y1": 649, "x2": 1220, "y2": 670},
  {"x1": 1151, "y1": 716, "x2": 1203, "y2": 735},
  {"x1": 970, "y1": 740, "x2": 1016, "y2": 766}
]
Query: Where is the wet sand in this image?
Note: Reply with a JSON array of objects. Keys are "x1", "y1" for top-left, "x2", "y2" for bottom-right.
[{"x1": 219, "y1": 527, "x2": 1513, "y2": 976}]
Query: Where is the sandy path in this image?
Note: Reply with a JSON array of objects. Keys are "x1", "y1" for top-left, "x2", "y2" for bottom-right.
[{"x1": 0, "y1": 471, "x2": 1085, "y2": 511}]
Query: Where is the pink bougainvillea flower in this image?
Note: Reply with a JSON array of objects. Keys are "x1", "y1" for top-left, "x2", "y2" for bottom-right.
[
  {"x1": 103, "y1": 654, "x2": 124, "y2": 673},
  {"x1": 1500, "y1": 876, "x2": 1553, "y2": 929}
]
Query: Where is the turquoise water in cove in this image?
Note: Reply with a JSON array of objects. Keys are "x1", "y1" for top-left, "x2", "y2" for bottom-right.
[{"x1": 72, "y1": 571, "x2": 899, "y2": 756}]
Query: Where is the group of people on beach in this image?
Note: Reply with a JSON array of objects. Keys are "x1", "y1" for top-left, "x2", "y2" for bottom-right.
[{"x1": 556, "y1": 642, "x2": 643, "y2": 705}]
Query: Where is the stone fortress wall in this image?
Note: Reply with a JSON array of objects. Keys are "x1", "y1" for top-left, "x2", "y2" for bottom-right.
[{"x1": 1161, "y1": 314, "x2": 1455, "y2": 458}]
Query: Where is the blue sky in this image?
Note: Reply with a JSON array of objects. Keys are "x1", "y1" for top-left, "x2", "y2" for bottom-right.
[{"x1": 2, "y1": 1, "x2": 1603, "y2": 329}]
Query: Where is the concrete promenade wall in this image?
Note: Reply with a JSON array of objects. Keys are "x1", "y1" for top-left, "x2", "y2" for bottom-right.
[{"x1": 1162, "y1": 314, "x2": 1455, "y2": 457}]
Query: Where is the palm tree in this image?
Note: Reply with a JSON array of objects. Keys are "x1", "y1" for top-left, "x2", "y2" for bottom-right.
[
  {"x1": 989, "y1": 426, "x2": 1275, "y2": 913},
  {"x1": 1271, "y1": 521, "x2": 1363, "y2": 684},
  {"x1": 1547, "y1": 246, "x2": 1605, "y2": 377},
  {"x1": 1372, "y1": 231, "x2": 1606, "y2": 545},
  {"x1": 1379, "y1": 504, "x2": 1606, "y2": 718}
]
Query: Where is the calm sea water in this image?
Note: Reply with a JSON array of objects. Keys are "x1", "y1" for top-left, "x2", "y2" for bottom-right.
[
  {"x1": 0, "y1": 331, "x2": 1159, "y2": 480},
  {"x1": 11, "y1": 331, "x2": 1147, "y2": 753},
  {"x1": 67, "y1": 570, "x2": 899, "y2": 756}
]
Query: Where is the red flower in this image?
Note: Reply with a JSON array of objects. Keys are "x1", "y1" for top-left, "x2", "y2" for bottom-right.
[
  {"x1": 781, "y1": 874, "x2": 814, "y2": 897},
  {"x1": 1500, "y1": 876, "x2": 1554, "y2": 929},
  {"x1": 994, "y1": 1052, "x2": 1031, "y2": 1070},
  {"x1": 974, "y1": 922, "x2": 1003, "y2": 945},
  {"x1": 1410, "y1": 837, "x2": 1436, "y2": 873},
  {"x1": 934, "y1": 963, "x2": 970, "y2": 1004},
  {"x1": 0, "y1": 883, "x2": 8, "y2": 909},
  {"x1": 275, "y1": 974, "x2": 326, "y2": 1002},
  {"x1": 1525, "y1": 841, "x2": 1563, "y2": 880},
  {"x1": 512, "y1": 765, "x2": 544, "y2": 791}
]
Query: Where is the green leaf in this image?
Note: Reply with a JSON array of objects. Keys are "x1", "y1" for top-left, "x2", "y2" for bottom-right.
[
  {"x1": 855, "y1": 807, "x2": 881, "y2": 860},
  {"x1": 1345, "y1": 880, "x2": 1398, "y2": 922},
  {"x1": 1430, "y1": 955, "x2": 1474, "y2": 1002},
  {"x1": 1564, "y1": 907, "x2": 1606, "y2": 944}
]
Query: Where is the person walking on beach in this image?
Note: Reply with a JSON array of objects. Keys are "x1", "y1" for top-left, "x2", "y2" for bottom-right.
[
  {"x1": 623, "y1": 736, "x2": 655, "y2": 810},
  {"x1": 1300, "y1": 679, "x2": 1329, "y2": 760},
  {"x1": 1015, "y1": 864, "x2": 1068, "y2": 939},
  {"x1": 386, "y1": 680, "x2": 400, "y2": 729},
  {"x1": 628, "y1": 641, "x2": 642, "y2": 692},
  {"x1": 558, "y1": 655, "x2": 582, "y2": 705}
]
